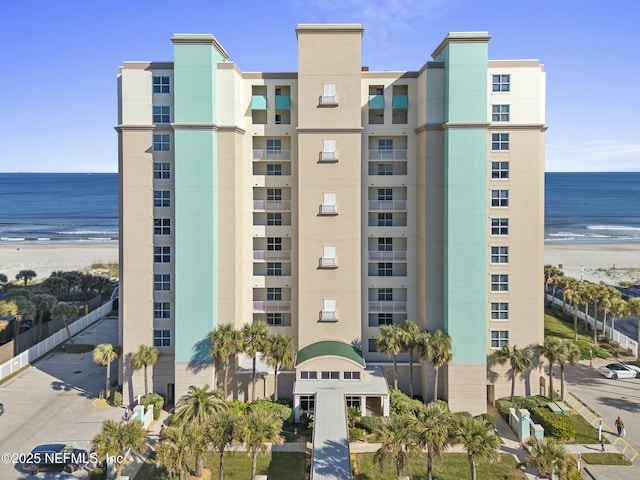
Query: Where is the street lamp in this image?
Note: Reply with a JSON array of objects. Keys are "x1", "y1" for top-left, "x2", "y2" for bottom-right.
[{"x1": 589, "y1": 348, "x2": 593, "y2": 367}]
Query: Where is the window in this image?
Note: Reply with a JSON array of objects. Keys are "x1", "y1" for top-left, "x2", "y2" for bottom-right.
[
  {"x1": 491, "y1": 218, "x2": 509, "y2": 235},
  {"x1": 492, "y1": 74, "x2": 510, "y2": 92},
  {"x1": 154, "y1": 329, "x2": 171, "y2": 347},
  {"x1": 346, "y1": 395, "x2": 361, "y2": 407},
  {"x1": 154, "y1": 246, "x2": 171, "y2": 263},
  {"x1": 321, "y1": 139, "x2": 337, "y2": 161},
  {"x1": 153, "y1": 106, "x2": 170, "y2": 123},
  {"x1": 154, "y1": 302, "x2": 170, "y2": 320},
  {"x1": 154, "y1": 274, "x2": 171, "y2": 291},
  {"x1": 153, "y1": 134, "x2": 170, "y2": 152},
  {"x1": 491, "y1": 190, "x2": 509, "y2": 207},
  {"x1": 267, "y1": 262, "x2": 282, "y2": 276},
  {"x1": 378, "y1": 288, "x2": 393, "y2": 301},
  {"x1": 491, "y1": 274, "x2": 509, "y2": 292},
  {"x1": 154, "y1": 162, "x2": 171, "y2": 179},
  {"x1": 344, "y1": 372, "x2": 361, "y2": 380},
  {"x1": 266, "y1": 164, "x2": 282, "y2": 176},
  {"x1": 154, "y1": 190, "x2": 171, "y2": 207},
  {"x1": 491, "y1": 133, "x2": 509, "y2": 151},
  {"x1": 492, "y1": 105, "x2": 510, "y2": 122},
  {"x1": 368, "y1": 339, "x2": 378, "y2": 353},
  {"x1": 300, "y1": 395, "x2": 315, "y2": 411},
  {"x1": 377, "y1": 213, "x2": 393, "y2": 226},
  {"x1": 378, "y1": 163, "x2": 393, "y2": 175},
  {"x1": 321, "y1": 299, "x2": 337, "y2": 321},
  {"x1": 266, "y1": 139, "x2": 282, "y2": 151},
  {"x1": 321, "y1": 245, "x2": 337, "y2": 267},
  {"x1": 267, "y1": 237, "x2": 282, "y2": 251},
  {"x1": 378, "y1": 238, "x2": 393, "y2": 251},
  {"x1": 491, "y1": 330, "x2": 509, "y2": 348},
  {"x1": 267, "y1": 213, "x2": 282, "y2": 225},
  {"x1": 266, "y1": 313, "x2": 283, "y2": 325},
  {"x1": 378, "y1": 139, "x2": 393, "y2": 150},
  {"x1": 321, "y1": 192, "x2": 337, "y2": 214},
  {"x1": 300, "y1": 371, "x2": 317, "y2": 380},
  {"x1": 378, "y1": 263, "x2": 393, "y2": 276},
  {"x1": 154, "y1": 218, "x2": 171, "y2": 235},
  {"x1": 321, "y1": 371, "x2": 340, "y2": 380},
  {"x1": 378, "y1": 313, "x2": 393, "y2": 325},
  {"x1": 321, "y1": 83, "x2": 337, "y2": 104},
  {"x1": 491, "y1": 246, "x2": 509, "y2": 264},
  {"x1": 153, "y1": 76, "x2": 170, "y2": 93},
  {"x1": 378, "y1": 188, "x2": 393, "y2": 201},
  {"x1": 267, "y1": 188, "x2": 282, "y2": 201},
  {"x1": 267, "y1": 287, "x2": 282, "y2": 300},
  {"x1": 491, "y1": 162, "x2": 509, "y2": 179},
  {"x1": 491, "y1": 302, "x2": 509, "y2": 321}
]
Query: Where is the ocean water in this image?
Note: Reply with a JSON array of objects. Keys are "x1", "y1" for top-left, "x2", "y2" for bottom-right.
[{"x1": 0, "y1": 172, "x2": 638, "y2": 244}]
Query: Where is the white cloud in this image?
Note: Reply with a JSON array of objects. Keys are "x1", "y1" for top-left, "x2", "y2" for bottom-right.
[{"x1": 546, "y1": 141, "x2": 640, "y2": 172}]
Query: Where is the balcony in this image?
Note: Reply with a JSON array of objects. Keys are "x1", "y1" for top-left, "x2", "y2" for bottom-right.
[
  {"x1": 275, "y1": 95, "x2": 291, "y2": 110},
  {"x1": 368, "y1": 94, "x2": 384, "y2": 110},
  {"x1": 369, "y1": 200, "x2": 407, "y2": 211},
  {"x1": 319, "y1": 151, "x2": 338, "y2": 162},
  {"x1": 251, "y1": 95, "x2": 267, "y2": 110},
  {"x1": 319, "y1": 257, "x2": 338, "y2": 268},
  {"x1": 320, "y1": 310, "x2": 338, "y2": 321},
  {"x1": 392, "y1": 94, "x2": 408, "y2": 109},
  {"x1": 367, "y1": 251, "x2": 407, "y2": 261},
  {"x1": 368, "y1": 301, "x2": 408, "y2": 313},
  {"x1": 319, "y1": 204, "x2": 338, "y2": 215},
  {"x1": 368, "y1": 149, "x2": 407, "y2": 160},
  {"x1": 253, "y1": 149, "x2": 291, "y2": 161},
  {"x1": 319, "y1": 95, "x2": 337, "y2": 105},
  {"x1": 253, "y1": 250, "x2": 291, "y2": 261},
  {"x1": 253, "y1": 200, "x2": 291, "y2": 211},
  {"x1": 253, "y1": 301, "x2": 291, "y2": 312}
]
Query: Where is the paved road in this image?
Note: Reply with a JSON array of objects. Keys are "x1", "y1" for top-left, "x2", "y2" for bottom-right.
[{"x1": 0, "y1": 317, "x2": 122, "y2": 479}]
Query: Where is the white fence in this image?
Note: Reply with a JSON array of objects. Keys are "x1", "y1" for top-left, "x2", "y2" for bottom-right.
[
  {"x1": 547, "y1": 294, "x2": 638, "y2": 357},
  {"x1": 0, "y1": 300, "x2": 114, "y2": 382}
]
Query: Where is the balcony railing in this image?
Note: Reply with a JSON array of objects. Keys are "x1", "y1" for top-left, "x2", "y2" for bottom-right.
[
  {"x1": 319, "y1": 151, "x2": 338, "y2": 162},
  {"x1": 253, "y1": 301, "x2": 291, "y2": 312},
  {"x1": 368, "y1": 251, "x2": 407, "y2": 261},
  {"x1": 369, "y1": 200, "x2": 407, "y2": 211},
  {"x1": 368, "y1": 149, "x2": 407, "y2": 160},
  {"x1": 320, "y1": 95, "x2": 337, "y2": 105},
  {"x1": 275, "y1": 95, "x2": 291, "y2": 110},
  {"x1": 319, "y1": 257, "x2": 338, "y2": 268},
  {"x1": 320, "y1": 204, "x2": 338, "y2": 215},
  {"x1": 253, "y1": 250, "x2": 291, "y2": 261},
  {"x1": 368, "y1": 94, "x2": 384, "y2": 109},
  {"x1": 320, "y1": 310, "x2": 338, "y2": 321},
  {"x1": 392, "y1": 94, "x2": 408, "y2": 109},
  {"x1": 253, "y1": 200, "x2": 291, "y2": 211},
  {"x1": 253, "y1": 149, "x2": 291, "y2": 161},
  {"x1": 251, "y1": 95, "x2": 267, "y2": 110},
  {"x1": 368, "y1": 301, "x2": 408, "y2": 313}
]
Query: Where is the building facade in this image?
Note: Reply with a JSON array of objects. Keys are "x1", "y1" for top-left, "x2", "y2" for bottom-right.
[{"x1": 117, "y1": 24, "x2": 546, "y2": 415}]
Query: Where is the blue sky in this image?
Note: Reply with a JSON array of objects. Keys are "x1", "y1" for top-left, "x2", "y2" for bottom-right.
[{"x1": 2, "y1": 0, "x2": 639, "y2": 172}]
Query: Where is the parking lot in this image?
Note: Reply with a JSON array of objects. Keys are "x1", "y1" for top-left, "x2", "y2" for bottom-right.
[{"x1": 0, "y1": 317, "x2": 122, "y2": 479}]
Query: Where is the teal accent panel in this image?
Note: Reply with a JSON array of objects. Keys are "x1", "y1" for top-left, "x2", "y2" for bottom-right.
[
  {"x1": 252, "y1": 95, "x2": 267, "y2": 110},
  {"x1": 173, "y1": 41, "x2": 225, "y2": 362},
  {"x1": 392, "y1": 94, "x2": 408, "y2": 109},
  {"x1": 368, "y1": 94, "x2": 384, "y2": 109},
  {"x1": 275, "y1": 95, "x2": 291, "y2": 110}
]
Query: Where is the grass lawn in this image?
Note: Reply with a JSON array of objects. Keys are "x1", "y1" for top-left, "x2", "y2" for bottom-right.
[
  {"x1": 352, "y1": 452, "x2": 526, "y2": 480},
  {"x1": 544, "y1": 308, "x2": 609, "y2": 359},
  {"x1": 579, "y1": 452, "x2": 632, "y2": 466},
  {"x1": 134, "y1": 451, "x2": 307, "y2": 480},
  {"x1": 569, "y1": 413, "x2": 607, "y2": 444}
]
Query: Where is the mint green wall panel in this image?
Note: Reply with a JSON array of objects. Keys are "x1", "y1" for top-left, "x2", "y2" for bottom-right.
[
  {"x1": 368, "y1": 94, "x2": 384, "y2": 109},
  {"x1": 392, "y1": 94, "x2": 408, "y2": 109},
  {"x1": 275, "y1": 95, "x2": 291, "y2": 110},
  {"x1": 252, "y1": 94, "x2": 268, "y2": 110}
]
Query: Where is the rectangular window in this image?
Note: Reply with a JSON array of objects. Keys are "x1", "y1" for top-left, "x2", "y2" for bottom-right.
[
  {"x1": 266, "y1": 313, "x2": 283, "y2": 325},
  {"x1": 377, "y1": 213, "x2": 393, "y2": 226},
  {"x1": 378, "y1": 288, "x2": 393, "y2": 301},
  {"x1": 153, "y1": 134, "x2": 171, "y2": 152},
  {"x1": 378, "y1": 139, "x2": 393, "y2": 150},
  {"x1": 492, "y1": 74, "x2": 510, "y2": 92},
  {"x1": 321, "y1": 245, "x2": 337, "y2": 267},
  {"x1": 491, "y1": 133, "x2": 509, "y2": 151},
  {"x1": 267, "y1": 262, "x2": 282, "y2": 276},
  {"x1": 378, "y1": 238, "x2": 393, "y2": 251},
  {"x1": 267, "y1": 287, "x2": 282, "y2": 301},
  {"x1": 344, "y1": 372, "x2": 361, "y2": 380},
  {"x1": 378, "y1": 313, "x2": 393, "y2": 326},
  {"x1": 321, "y1": 83, "x2": 337, "y2": 104},
  {"x1": 491, "y1": 302, "x2": 509, "y2": 321},
  {"x1": 346, "y1": 395, "x2": 361, "y2": 407},
  {"x1": 378, "y1": 188, "x2": 393, "y2": 201},
  {"x1": 321, "y1": 371, "x2": 340, "y2": 380},
  {"x1": 491, "y1": 190, "x2": 509, "y2": 207},
  {"x1": 154, "y1": 274, "x2": 171, "y2": 291},
  {"x1": 154, "y1": 162, "x2": 171, "y2": 179},
  {"x1": 491, "y1": 274, "x2": 509, "y2": 292},
  {"x1": 300, "y1": 371, "x2": 317, "y2": 380},
  {"x1": 491, "y1": 330, "x2": 509, "y2": 348},
  {"x1": 378, "y1": 263, "x2": 393, "y2": 277},
  {"x1": 368, "y1": 338, "x2": 378, "y2": 353},
  {"x1": 321, "y1": 139, "x2": 337, "y2": 160},
  {"x1": 491, "y1": 161, "x2": 509, "y2": 179},
  {"x1": 154, "y1": 302, "x2": 171, "y2": 320},
  {"x1": 267, "y1": 213, "x2": 282, "y2": 225},
  {"x1": 267, "y1": 188, "x2": 282, "y2": 201},
  {"x1": 491, "y1": 246, "x2": 509, "y2": 264},
  {"x1": 267, "y1": 237, "x2": 282, "y2": 251},
  {"x1": 153, "y1": 106, "x2": 170, "y2": 124},
  {"x1": 491, "y1": 218, "x2": 509, "y2": 235},
  {"x1": 322, "y1": 299, "x2": 337, "y2": 318},
  {"x1": 492, "y1": 104, "x2": 510, "y2": 122},
  {"x1": 154, "y1": 218, "x2": 171, "y2": 235},
  {"x1": 154, "y1": 190, "x2": 171, "y2": 207},
  {"x1": 154, "y1": 246, "x2": 171, "y2": 263},
  {"x1": 266, "y1": 139, "x2": 282, "y2": 151},
  {"x1": 321, "y1": 192, "x2": 337, "y2": 214},
  {"x1": 154, "y1": 329, "x2": 171, "y2": 347},
  {"x1": 266, "y1": 164, "x2": 282, "y2": 176},
  {"x1": 378, "y1": 163, "x2": 393, "y2": 175},
  {"x1": 300, "y1": 395, "x2": 315, "y2": 411},
  {"x1": 153, "y1": 76, "x2": 170, "y2": 93}
]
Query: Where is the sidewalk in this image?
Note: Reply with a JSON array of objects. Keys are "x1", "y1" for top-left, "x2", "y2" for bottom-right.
[{"x1": 118, "y1": 409, "x2": 170, "y2": 479}]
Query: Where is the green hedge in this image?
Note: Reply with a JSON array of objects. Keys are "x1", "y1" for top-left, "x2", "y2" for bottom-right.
[
  {"x1": 495, "y1": 396, "x2": 549, "y2": 417},
  {"x1": 141, "y1": 392, "x2": 165, "y2": 420},
  {"x1": 357, "y1": 416, "x2": 383, "y2": 433},
  {"x1": 532, "y1": 407, "x2": 575, "y2": 441}
]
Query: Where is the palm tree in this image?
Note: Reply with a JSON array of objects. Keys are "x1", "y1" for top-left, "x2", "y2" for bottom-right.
[
  {"x1": 31, "y1": 293, "x2": 57, "y2": 341},
  {"x1": 41, "y1": 276, "x2": 68, "y2": 300},
  {"x1": 561, "y1": 278, "x2": 580, "y2": 340},
  {"x1": 0, "y1": 273, "x2": 7, "y2": 292},
  {"x1": 156, "y1": 424, "x2": 192, "y2": 480},
  {"x1": 425, "y1": 330, "x2": 452, "y2": 401},
  {"x1": 208, "y1": 410, "x2": 241, "y2": 480},
  {"x1": 130, "y1": 344, "x2": 159, "y2": 396},
  {"x1": 241, "y1": 321, "x2": 269, "y2": 401},
  {"x1": 524, "y1": 437, "x2": 568, "y2": 479},
  {"x1": 599, "y1": 286, "x2": 621, "y2": 335},
  {"x1": 241, "y1": 404, "x2": 284, "y2": 480},
  {"x1": 495, "y1": 344, "x2": 533, "y2": 402},
  {"x1": 411, "y1": 401, "x2": 453, "y2": 480},
  {"x1": 91, "y1": 419, "x2": 147, "y2": 477},
  {"x1": 608, "y1": 298, "x2": 629, "y2": 338},
  {"x1": 15, "y1": 269, "x2": 37, "y2": 287},
  {"x1": 374, "y1": 414, "x2": 418, "y2": 478},
  {"x1": 62, "y1": 272, "x2": 81, "y2": 301},
  {"x1": 209, "y1": 323, "x2": 242, "y2": 397},
  {"x1": 628, "y1": 297, "x2": 640, "y2": 355},
  {"x1": 399, "y1": 320, "x2": 421, "y2": 398},
  {"x1": 264, "y1": 333, "x2": 294, "y2": 400},
  {"x1": 581, "y1": 282, "x2": 597, "y2": 333},
  {"x1": 549, "y1": 268, "x2": 565, "y2": 308},
  {"x1": 51, "y1": 301, "x2": 78, "y2": 343},
  {"x1": 557, "y1": 339, "x2": 581, "y2": 400},
  {"x1": 455, "y1": 415, "x2": 500, "y2": 480},
  {"x1": 93, "y1": 343, "x2": 120, "y2": 400},
  {"x1": 377, "y1": 324, "x2": 403, "y2": 390},
  {"x1": 544, "y1": 265, "x2": 563, "y2": 306},
  {"x1": 539, "y1": 337, "x2": 563, "y2": 399}
]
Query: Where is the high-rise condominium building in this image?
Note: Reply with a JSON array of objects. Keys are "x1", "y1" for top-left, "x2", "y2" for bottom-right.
[{"x1": 117, "y1": 24, "x2": 545, "y2": 415}]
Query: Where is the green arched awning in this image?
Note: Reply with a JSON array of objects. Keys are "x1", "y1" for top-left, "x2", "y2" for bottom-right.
[{"x1": 295, "y1": 340, "x2": 365, "y2": 368}]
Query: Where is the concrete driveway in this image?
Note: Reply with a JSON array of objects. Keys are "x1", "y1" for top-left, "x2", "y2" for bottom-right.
[{"x1": 0, "y1": 317, "x2": 123, "y2": 479}]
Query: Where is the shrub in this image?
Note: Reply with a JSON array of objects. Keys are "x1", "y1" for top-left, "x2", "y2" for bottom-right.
[
  {"x1": 496, "y1": 398, "x2": 517, "y2": 417},
  {"x1": 513, "y1": 395, "x2": 549, "y2": 411},
  {"x1": 111, "y1": 391, "x2": 123, "y2": 408},
  {"x1": 141, "y1": 392, "x2": 164, "y2": 420},
  {"x1": 357, "y1": 416, "x2": 383, "y2": 433},
  {"x1": 532, "y1": 407, "x2": 575, "y2": 441},
  {"x1": 349, "y1": 427, "x2": 365, "y2": 442},
  {"x1": 389, "y1": 388, "x2": 423, "y2": 415},
  {"x1": 478, "y1": 412, "x2": 496, "y2": 428},
  {"x1": 248, "y1": 399, "x2": 293, "y2": 422}
]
